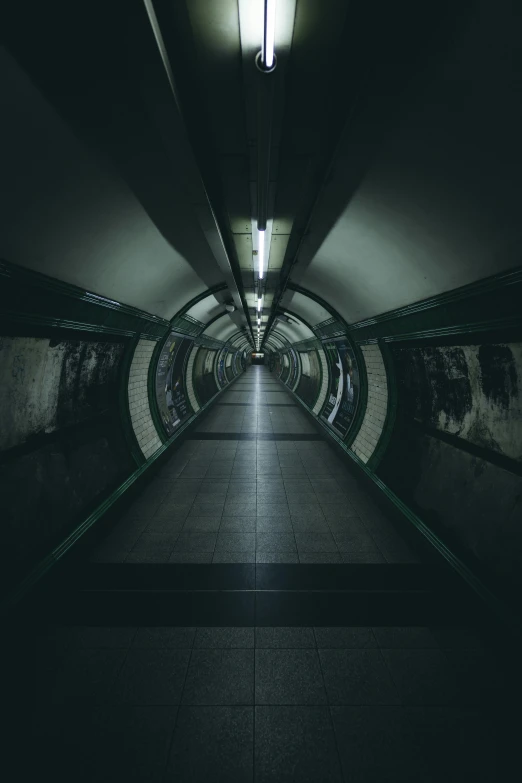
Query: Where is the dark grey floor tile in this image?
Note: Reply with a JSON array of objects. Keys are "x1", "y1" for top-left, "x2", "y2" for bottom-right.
[
  {"x1": 215, "y1": 532, "x2": 255, "y2": 551},
  {"x1": 255, "y1": 628, "x2": 315, "y2": 649},
  {"x1": 256, "y1": 552, "x2": 299, "y2": 563},
  {"x1": 255, "y1": 649, "x2": 326, "y2": 705},
  {"x1": 256, "y1": 503, "x2": 290, "y2": 518},
  {"x1": 190, "y1": 502, "x2": 225, "y2": 517},
  {"x1": 132, "y1": 627, "x2": 196, "y2": 649},
  {"x1": 114, "y1": 649, "x2": 191, "y2": 705},
  {"x1": 256, "y1": 533, "x2": 297, "y2": 552},
  {"x1": 256, "y1": 517, "x2": 293, "y2": 532},
  {"x1": 381, "y1": 648, "x2": 459, "y2": 705},
  {"x1": 373, "y1": 627, "x2": 439, "y2": 649},
  {"x1": 299, "y1": 552, "x2": 342, "y2": 563},
  {"x1": 321, "y1": 505, "x2": 360, "y2": 520},
  {"x1": 326, "y1": 517, "x2": 366, "y2": 533},
  {"x1": 194, "y1": 628, "x2": 255, "y2": 649},
  {"x1": 223, "y1": 503, "x2": 257, "y2": 516},
  {"x1": 319, "y1": 649, "x2": 400, "y2": 705},
  {"x1": 73, "y1": 705, "x2": 178, "y2": 782},
  {"x1": 168, "y1": 552, "x2": 213, "y2": 563},
  {"x1": 166, "y1": 706, "x2": 253, "y2": 782},
  {"x1": 212, "y1": 550, "x2": 256, "y2": 563},
  {"x1": 125, "y1": 551, "x2": 172, "y2": 563},
  {"x1": 46, "y1": 649, "x2": 127, "y2": 705},
  {"x1": 220, "y1": 517, "x2": 257, "y2": 532},
  {"x1": 315, "y1": 628, "x2": 378, "y2": 649},
  {"x1": 182, "y1": 650, "x2": 254, "y2": 705},
  {"x1": 172, "y1": 533, "x2": 217, "y2": 552},
  {"x1": 182, "y1": 516, "x2": 221, "y2": 532},
  {"x1": 331, "y1": 706, "x2": 421, "y2": 783},
  {"x1": 255, "y1": 706, "x2": 343, "y2": 783},
  {"x1": 340, "y1": 551, "x2": 386, "y2": 563},
  {"x1": 332, "y1": 531, "x2": 379, "y2": 552},
  {"x1": 295, "y1": 533, "x2": 338, "y2": 552}
]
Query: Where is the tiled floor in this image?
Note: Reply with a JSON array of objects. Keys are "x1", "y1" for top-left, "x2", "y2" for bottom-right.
[
  {"x1": 7, "y1": 368, "x2": 515, "y2": 781},
  {"x1": 7, "y1": 623, "x2": 511, "y2": 781},
  {"x1": 91, "y1": 367, "x2": 418, "y2": 565}
]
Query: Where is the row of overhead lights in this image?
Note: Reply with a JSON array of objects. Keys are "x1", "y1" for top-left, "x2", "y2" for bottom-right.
[{"x1": 255, "y1": 0, "x2": 276, "y2": 349}]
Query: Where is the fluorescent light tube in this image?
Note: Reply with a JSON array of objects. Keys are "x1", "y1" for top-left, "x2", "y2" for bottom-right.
[
  {"x1": 263, "y1": 0, "x2": 276, "y2": 69},
  {"x1": 258, "y1": 227, "x2": 265, "y2": 279},
  {"x1": 257, "y1": 297, "x2": 262, "y2": 312}
]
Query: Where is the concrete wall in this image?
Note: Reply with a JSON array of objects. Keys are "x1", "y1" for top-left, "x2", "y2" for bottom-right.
[
  {"x1": 0, "y1": 335, "x2": 132, "y2": 584},
  {"x1": 379, "y1": 340, "x2": 522, "y2": 592}
]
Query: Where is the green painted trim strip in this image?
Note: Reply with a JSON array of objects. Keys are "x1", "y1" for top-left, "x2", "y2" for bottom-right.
[
  {"x1": 0, "y1": 258, "x2": 171, "y2": 328},
  {"x1": 0, "y1": 367, "x2": 245, "y2": 615},
  {"x1": 346, "y1": 266, "x2": 522, "y2": 332},
  {"x1": 364, "y1": 316, "x2": 522, "y2": 343},
  {"x1": 284, "y1": 382, "x2": 520, "y2": 633}
]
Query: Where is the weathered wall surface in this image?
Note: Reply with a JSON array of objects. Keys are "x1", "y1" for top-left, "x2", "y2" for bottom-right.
[
  {"x1": 392, "y1": 343, "x2": 522, "y2": 462},
  {"x1": 0, "y1": 336, "x2": 132, "y2": 583},
  {"x1": 379, "y1": 340, "x2": 522, "y2": 593}
]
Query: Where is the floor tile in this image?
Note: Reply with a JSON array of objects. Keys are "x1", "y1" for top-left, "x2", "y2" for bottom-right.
[
  {"x1": 255, "y1": 649, "x2": 326, "y2": 704},
  {"x1": 319, "y1": 649, "x2": 400, "y2": 705},
  {"x1": 299, "y1": 552, "x2": 342, "y2": 563},
  {"x1": 215, "y1": 532, "x2": 255, "y2": 551},
  {"x1": 166, "y1": 706, "x2": 253, "y2": 782},
  {"x1": 295, "y1": 533, "x2": 338, "y2": 552},
  {"x1": 256, "y1": 533, "x2": 297, "y2": 552},
  {"x1": 172, "y1": 533, "x2": 217, "y2": 552},
  {"x1": 182, "y1": 650, "x2": 254, "y2": 705},
  {"x1": 168, "y1": 552, "x2": 213, "y2": 563},
  {"x1": 314, "y1": 628, "x2": 378, "y2": 649},
  {"x1": 132, "y1": 627, "x2": 196, "y2": 649},
  {"x1": 114, "y1": 649, "x2": 191, "y2": 705},
  {"x1": 255, "y1": 552, "x2": 299, "y2": 563},
  {"x1": 212, "y1": 550, "x2": 255, "y2": 563},
  {"x1": 255, "y1": 627, "x2": 315, "y2": 649},
  {"x1": 194, "y1": 628, "x2": 255, "y2": 649},
  {"x1": 331, "y1": 706, "x2": 420, "y2": 783},
  {"x1": 256, "y1": 517, "x2": 293, "y2": 532},
  {"x1": 255, "y1": 706, "x2": 343, "y2": 783},
  {"x1": 380, "y1": 649, "x2": 459, "y2": 705},
  {"x1": 220, "y1": 517, "x2": 257, "y2": 532}
]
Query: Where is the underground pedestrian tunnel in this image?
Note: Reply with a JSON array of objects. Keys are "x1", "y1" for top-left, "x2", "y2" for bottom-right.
[{"x1": 1, "y1": 0, "x2": 521, "y2": 780}]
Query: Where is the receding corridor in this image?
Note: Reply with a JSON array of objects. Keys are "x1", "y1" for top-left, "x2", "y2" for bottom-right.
[
  {"x1": 4, "y1": 366, "x2": 516, "y2": 782},
  {"x1": 2, "y1": 1, "x2": 522, "y2": 780}
]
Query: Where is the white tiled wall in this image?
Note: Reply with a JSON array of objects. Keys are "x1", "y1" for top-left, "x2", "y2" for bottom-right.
[
  {"x1": 185, "y1": 344, "x2": 201, "y2": 413},
  {"x1": 350, "y1": 343, "x2": 388, "y2": 464},
  {"x1": 127, "y1": 339, "x2": 162, "y2": 460},
  {"x1": 312, "y1": 347, "x2": 329, "y2": 415}
]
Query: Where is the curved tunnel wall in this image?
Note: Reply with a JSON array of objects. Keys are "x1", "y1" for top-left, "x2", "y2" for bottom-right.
[
  {"x1": 268, "y1": 280, "x2": 522, "y2": 601},
  {"x1": 0, "y1": 263, "x2": 248, "y2": 592}
]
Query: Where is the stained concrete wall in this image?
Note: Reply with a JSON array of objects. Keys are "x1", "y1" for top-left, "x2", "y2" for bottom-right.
[
  {"x1": 379, "y1": 340, "x2": 522, "y2": 593},
  {"x1": 0, "y1": 336, "x2": 132, "y2": 584}
]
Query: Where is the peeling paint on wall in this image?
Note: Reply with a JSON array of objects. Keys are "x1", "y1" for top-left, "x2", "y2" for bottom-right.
[
  {"x1": 393, "y1": 343, "x2": 522, "y2": 462},
  {"x1": 0, "y1": 337, "x2": 124, "y2": 452}
]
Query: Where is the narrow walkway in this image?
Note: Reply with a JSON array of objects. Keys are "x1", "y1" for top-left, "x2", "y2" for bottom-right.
[
  {"x1": 91, "y1": 366, "x2": 418, "y2": 565},
  {"x1": 6, "y1": 366, "x2": 513, "y2": 782}
]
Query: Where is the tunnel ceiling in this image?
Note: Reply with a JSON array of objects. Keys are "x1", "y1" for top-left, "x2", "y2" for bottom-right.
[{"x1": 3, "y1": 0, "x2": 521, "y2": 350}]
